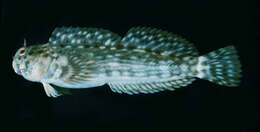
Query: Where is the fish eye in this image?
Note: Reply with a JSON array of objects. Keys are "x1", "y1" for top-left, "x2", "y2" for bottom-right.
[{"x1": 19, "y1": 48, "x2": 26, "y2": 56}]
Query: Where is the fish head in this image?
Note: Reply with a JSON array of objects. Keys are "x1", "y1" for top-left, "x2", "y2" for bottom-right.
[{"x1": 12, "y1": 44, "x2": 57, "y2": 82}]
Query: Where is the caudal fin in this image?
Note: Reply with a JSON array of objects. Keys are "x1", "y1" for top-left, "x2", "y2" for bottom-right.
[{"x1": 196, "y1": 45, "x2": 242, "y2": 87}]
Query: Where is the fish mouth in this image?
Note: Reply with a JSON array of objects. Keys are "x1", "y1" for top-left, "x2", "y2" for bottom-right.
[
  {"x1": 16, "y1": 61, "x2": 27, "y2": 76},
  {"x1": 12, "y1": 61, "x2": 28, "y2": 77},
  {"x1": 14, "y1": 69, "x2": 22, "y2": 75},
  {"x1": 15, "y1": 66, "x2": 26, "y2": 76},
  {"x1": 12, "y1": 61, "x2": 22, "y2": 75}
]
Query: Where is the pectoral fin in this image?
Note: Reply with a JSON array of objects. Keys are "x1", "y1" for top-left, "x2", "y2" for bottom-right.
[{"x1": 42, "y1": 82, "x2": 62, "y2": 97}]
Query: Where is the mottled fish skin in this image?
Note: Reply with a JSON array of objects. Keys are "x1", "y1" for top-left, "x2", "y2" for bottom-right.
[{"x1": 12, "y1": 27, "x2": 242, "y2": 97}]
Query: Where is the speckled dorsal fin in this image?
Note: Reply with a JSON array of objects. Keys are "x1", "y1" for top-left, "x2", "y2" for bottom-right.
[
  {"x1": 121, "y1": 27, "x2": 199, "y2": 57},
  {"x1": 49, "y1": 27, "x2": 121, "y2": 46},
  {"x1": 108, "y1": 77, "x2": 195, "y2": 95}
]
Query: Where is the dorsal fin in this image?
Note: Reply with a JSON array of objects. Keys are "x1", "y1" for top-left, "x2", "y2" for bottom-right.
[
  {"x1": 49, "y1": 27, "x2": 199, "y2": 58},
  {"x1": 49, "y1": 27, "x2": 121, "y2": 46},
  {"x1": 121, "y1": 27, "x2": 199, "y2": 57}
]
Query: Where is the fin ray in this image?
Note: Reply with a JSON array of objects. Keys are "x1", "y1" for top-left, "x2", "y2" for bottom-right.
[
  {"x1": 42, "y1": 82, "x2": 62, "y2": 97},
  {"x1": 121, "y1": 27, "x2": 199, "y2": 57},
  {"x1": 108, "y1": 77, "x2": 195, "y2": 94},
  {"x1": 49, "y1": 27, "x2": 121, "y2": 46},
  {"x1": 196, "y1": 45, "x2": 242, "y2": 87}
]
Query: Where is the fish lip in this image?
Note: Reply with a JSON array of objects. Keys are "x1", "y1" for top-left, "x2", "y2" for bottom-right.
[
  {"x1": 14, "y1": 68, "x2": 22, "y2": 75},
  {"x1": 12, "y1": 61, "x2": 22, "y2": 75}
]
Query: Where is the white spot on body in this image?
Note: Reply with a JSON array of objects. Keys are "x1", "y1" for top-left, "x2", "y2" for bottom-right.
[
  {"x1": 96, "y1": 56, "x2": 103, "y2": 59},
  {"x1": 71, "y1": 56, "x2": 78, "y2": 61},
  {"x1": 97, "y1": 35, "x2": 103, "y2": 40},
  {"x1": 88, "y1": 53, "x2": 94, "y2": 57},
  {"x1": 159, "y1": 65, "x2": 169, "y2": 70},
  {"x1": 131, "y1": 64, "x2": 146, "y2": 69},
  {"x1": 61, "y1": 35, "x2": 66, "y2": 40},
  {"x1": 74, "y1": 59, "x2": 81, "y2": 64},
  {"x1": 112, "y1": 71, "x2": 121, "y2": 76},
  {"x1": 110, "y1": 41, "x2": 117, "y2": 46},
  {"x1": 197, "y1": 56, "x2": 210, "y2": 79},
  {"x1": 71, "y1": 39, "x2": 76, "y2": 44},
  {"x1": 65, "y1": 45, "x2": 71, "y2": 48},
  {"x1": 130, "y1": 56, "x2": 138, "y2": 60},
  {"x1": 122, "y1": 72, "x2": 131, "y2": 76},
  {"x1": 134, "y1": 72, "x2": 146, "y2": 77},
  {"x1": 180, "y1": 64, "x2": 188, "y2": 72},
  {"x1": 86, "y1": 34, "x2": 91, "y2": 38},
  {"x1": 190, "y1": 66, "x2": 197, "y2": 72},
  {"x1": 127, "y1": 33, "x2": 133, "y2": 37},
  {"x1": 105, "y1": 39, "x2": 111, "y2": 45},
  {"x1": 53, "y1": 53, "x2": 58, "y2": 58},
  {"x1": 106, "y1": 33, "x2": 112, "y2": 37},
  {"x1": 161, "y1": 52, "x2": 169, "y2": 56},
  {"x1": 148, "y1": 36, "x2": 153, "y2": 40},
  {"x1": 115, "y1": 53, "x2": 121, "y2": 57},
  {"x1": 130, "y1": 38, "x2": 135, "y2": 43},
  {"x1": 68, "y1": 34, "x2": 73, "y2": 38},
  {"x1": 78, "y1": 45, "x2": 84, "y2": 48},
  {"x1": 112, "y1": 58, "x2": 120, "y2": 61},
  {"x1": 160, "y1": 72, "x2": 171, "y2": 78},
  {"x1": 107, "y1": 55, "x2": 113, "y2": 58},
  {"x1": 95, "y1": 31, "x2": 100, "y2": 36},
  {"x1": 108, "y1": 62, "x2": 120, "y2": 67},
  {"x1": 158, "y1": 38, "x2": 164, "y2": 42},
  {"x1": 133, "y1": 49, "x2": 146, "y2": 53},
  {"x1": 78, "y1": 31, "x2": 82, "y2": 35},
  {"x1": 110, "y1": 47, "x2": 116, "y2": 50},
  {"x1": 142, "y1": 35, "x2": 148, "y2": 39},
  {"x1": 76, "y1": 39, "x2": 81, "y2": 44},
  {"x1": 100, "y1": 46, "x2": 106, "y2": 49},
  {"x1": 56, "y1": 32, "x2": 61, "y2": 37}
]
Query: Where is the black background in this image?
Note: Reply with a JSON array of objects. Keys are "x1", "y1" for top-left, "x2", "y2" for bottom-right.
[{"x1": 2, "y1": 0, "x2": 258, "y2": 131}]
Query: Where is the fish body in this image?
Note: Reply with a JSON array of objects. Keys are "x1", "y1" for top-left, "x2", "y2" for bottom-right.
[{"x1": 12, "y1": 27, "x2": 242, "y2": 97}]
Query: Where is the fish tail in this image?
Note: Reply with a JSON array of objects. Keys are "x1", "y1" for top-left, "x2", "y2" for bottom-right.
[{"x1": 196, "y1": 45, "x2": 242, "y2": 87}]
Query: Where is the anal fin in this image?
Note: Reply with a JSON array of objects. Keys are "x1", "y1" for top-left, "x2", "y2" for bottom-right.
[{"x1": 108, "y1": 77, "x2": 195, "y2": 95}]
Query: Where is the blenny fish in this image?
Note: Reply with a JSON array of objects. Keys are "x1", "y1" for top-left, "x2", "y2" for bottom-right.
[{"x1": 12, "y1": 27, "x2": 242, "y2": 97}]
